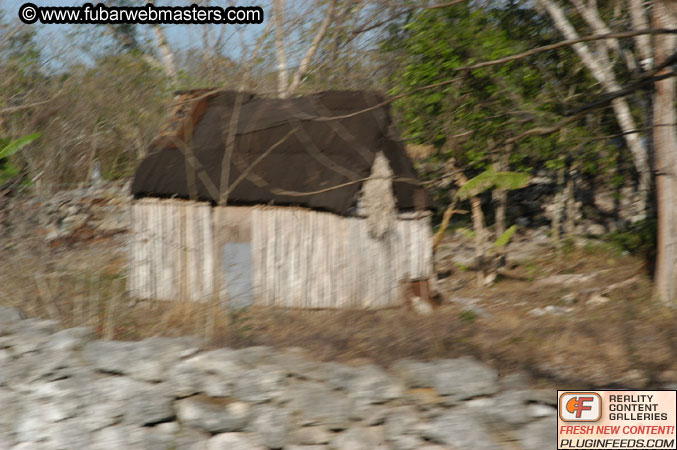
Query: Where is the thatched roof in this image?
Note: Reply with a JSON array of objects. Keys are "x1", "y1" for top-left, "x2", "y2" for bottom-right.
[{"x1": 131, "y1": 90, "x2": 432, "y2": 215}]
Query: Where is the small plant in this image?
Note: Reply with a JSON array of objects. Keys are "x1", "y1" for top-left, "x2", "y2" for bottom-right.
[
  {"x1": 0, "y1": 132, "x2": 41, "y2": 184},
  {"x1": 524, "y1": 263, "x2": 545, "y2": 281},
  {"x1": 456, "y1": 166, "x2": 529, "y2": 285},
  {"x1": 493, "y1": 224, "x2": 518, "y2": 249},
  {"x1": 459, "y1": 310, "x2": 478, "y2": 322},
  {"x1": 455, "y1": 166, "x2": 530, "y2": 201},
  {"x1": 605, "y1": 219, "x2": 657, "y2": 256},
  {"x1": 455, "y1": 227, "x2": 475, "y2": 240},
  {"x1": 454, "y1": 262, "x2": 470, "y2": 271},
  {"x1": 559, "y1": 237, "x2": 576, "y2": 255},
  {"x1": 433, "y1": 164, "x2": 529, "y2": 285}
]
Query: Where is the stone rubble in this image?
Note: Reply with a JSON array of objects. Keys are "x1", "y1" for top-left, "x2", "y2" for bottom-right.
[
  {"x1": 0, "y1": 182, "x2": 131, "y2": 250},
  {"x1": 0, "y1": 306, "x2": 558, "y2": 449}
]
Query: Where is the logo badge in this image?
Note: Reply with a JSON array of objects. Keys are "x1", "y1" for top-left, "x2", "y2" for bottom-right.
[{"x1": 559, "y1": 392, "x2": 602, "y2": 422}]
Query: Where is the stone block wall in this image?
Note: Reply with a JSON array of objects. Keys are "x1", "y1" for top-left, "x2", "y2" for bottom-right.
[{"x1": 0, "y1": 306, "x2": 556, "y2": 450}]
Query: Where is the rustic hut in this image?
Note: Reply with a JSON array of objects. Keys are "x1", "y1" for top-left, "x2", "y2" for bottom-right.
[{"x1": 129, "y1": 90, "x2": 433, "y2": 309}]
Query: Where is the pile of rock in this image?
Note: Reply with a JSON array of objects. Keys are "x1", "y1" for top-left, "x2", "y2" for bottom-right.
[
  {"x1": 0, "y1": 305, "x2": 556, "y2": 450},
  {"x1": 0, "y1": 182, "x2": 130, "y2": 248}
]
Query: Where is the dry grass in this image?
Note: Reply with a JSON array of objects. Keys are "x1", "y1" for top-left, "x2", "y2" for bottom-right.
[
  {"x1": 0, "y1": 257, "x2": 477, "y2": 365},
  {"x1": 1, "y1": 237, "x2": 675, "y2": 389},
  {"x1": 436, "y1": 242, "x2": 677, "y2": 388},
  {"x1": 405, "y1": 144, "x2": 435, "y2": 161}
]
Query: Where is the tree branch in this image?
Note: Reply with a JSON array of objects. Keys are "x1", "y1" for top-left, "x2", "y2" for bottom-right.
[
  {"x1": 629, "y1": 0, "x2": 653, "y2": 68},
  {"x1": 273, "y1": 0, "x2": 289, "y2": 98},
  {"x1": 240, "y1": 20, "x2": 274, "y2": 91},
  {"x1": 307, "y1": 28, "x2": 677, "y2": 123},
  {"x1": 286, "y1": 0, "x2": 337, "y2": 96},
  {"x1": 568, "y1": 71, "x2": 677, "y2": 116},
  {"x1": 0, "y1": 90, "x2": 64, "y2": 114},
  {"x1": 152, "y1": 25, "x2": 177, "y2": 83},
  {"x1": 350, "y1": 0, "x2": 467, "y2": 36},
  {"x1": 219, "y1": 92, "x2": 244, "y2": 206}
]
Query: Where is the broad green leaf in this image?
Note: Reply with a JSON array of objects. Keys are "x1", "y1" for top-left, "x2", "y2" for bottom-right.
[
  {"x1": 455, "y1": 167, "x2": 496, "y2": 200},
  {"x1": 455, "y1": 168, "x2": 529, "y2": 200},
  {"x1": 491, "y1": 171, "x2": 530, "y2": 191},
  {"x1": 494, "y1": 225, "x2": 518, "y2": 248},
  {"x1": 0, "y1": 132, "x2": 41, "y2": 159}
]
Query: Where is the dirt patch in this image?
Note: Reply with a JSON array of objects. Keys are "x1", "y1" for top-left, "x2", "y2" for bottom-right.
[{"x1": 433, "y1": 238, "x2": 676, "y2": 388}]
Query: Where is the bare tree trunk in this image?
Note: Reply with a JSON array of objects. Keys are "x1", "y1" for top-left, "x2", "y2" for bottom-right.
[
  {"x1": 569, "y1": 0, "x2": 636, "y2": 70},
  {"x1": 432, "y1": 199, "x2": 462, "y2": 252},
  {"x1": 213, "y1": 92, "x2": 245, "y2": 308},
  {"x1": 153, "y1": 25, "x2": 177, "y2": 83},
  {"x1": 493, "y1": 148, "x2": 510, "y2": 236},
  {"x1": 628, "y1": 0, "x2": 653, "y2": 69},
  {"x1": 652, "y1": 0, "x2": 677, "y2": 306},
  {"x1": 273, "y1": 0, "x2": 289, "y2": 99},
  {"x1": 470, "y1": 195, "x2": 488, "y2": 285},
  {"x1": 539, "y1": 0, "x2": 651, "y2": 221},
  {"x1": 548, "y1": 168, "x2": 566, "y2": 247},
  {"x1": 494, "y1": 188, "x2": 507, "y2": 237},
  {"x1": 286, "y1": 0, "x2": 337, "y2": 96},
  {"x1": 564, "y1": 166, "x2": 580, "y2": 238},
  {"x1": 202, "y1": 26, "x2": 215, "y2": 85},
  {"x1": 452, "y1": 166, "x2": 488, "y2": 285}
]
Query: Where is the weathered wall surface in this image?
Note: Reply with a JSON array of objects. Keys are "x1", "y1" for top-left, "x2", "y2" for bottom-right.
[
  {"x1": 129, "y1": 199, "x2": 433, "y2": 308},
  {"x1": 251, "y1": 207, "x2": 432, "y2": 309},
  {"x1": 0, "y1": 306, "x2": 556, "y2": 450}
]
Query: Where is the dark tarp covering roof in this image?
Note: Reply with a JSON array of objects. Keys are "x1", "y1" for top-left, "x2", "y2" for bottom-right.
[{"x1": 131, "y1": 90, "x2": 432, "y2": 215}]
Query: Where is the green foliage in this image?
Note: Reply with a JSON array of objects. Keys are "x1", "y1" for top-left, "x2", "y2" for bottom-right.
[
  {"x1": 454, "y1": 262, "x2": 470, "y2": 271},
  {"x1": 455, "y1": 166, "x2": 530, "y2": 200},
  {"x1": 459, "y1": 310, "x2": 478, "y2": 322},
  {"x1": 381, "y1": 0, "x2": 622, "y2": 214},
  {"x1": 0, "y1": 133, "x2": 41, "y2": 159},
  {"x1": 494, "y1": 225, "x2": 518, "y2": 248},
  {"x1": 605, "y1": 219, "x2": 657, "y2": 256},
  {"x1": 455, "y1": 227, "x2": 475, "y2": 240},
  {"x1": 383, "y1": 3, "x2": 557, "y2": 159},
  {"x1": 559, "y1": 237, "x2": 576, "y2": 255},
  {"x1": 0, "y1": 133, "x2": 41, "y2": 184}
]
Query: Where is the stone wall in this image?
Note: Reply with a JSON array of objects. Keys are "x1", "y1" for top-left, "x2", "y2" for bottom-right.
[
  {"x1": 0, "y1": 176, "x2": 644, "y2": 252},
  {"x1": 507, "y1": 173, "x2": 645, "y2": 232},
  {"x1": 0, "y1": 306, "x2": 556, "y2": 450},
  {"x1": 0, "y1": 182, "x2": 130, "y2": 250}
]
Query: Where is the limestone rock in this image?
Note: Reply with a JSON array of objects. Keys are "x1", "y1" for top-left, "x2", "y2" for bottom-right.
[
  {"x1": 432, "y1": 357, "x2": 499, "y2": 401},
  {"x1": 176, "y1": 397, "x2": 251, "y2": 433},
  {"x1": 207, "y1": 432, "x2": 265, "y2": 450},
  {"x1": 520, "y1": 417, "x2": 557, "y2": 450},
  {"x1": 290, "y1": 426, "x2": 334, "y2": 445},
  {"x1": 390, "y1": 359, "x2": 436, "y2": 388},
  {"x1": 287, "y1": 382, "x2": 351, "y2": 429},
  {"x1": 423, "y1": 408, "x2": 502, "y2": 449},
  {"x1": 251, "y1": 405, "x2": 290, "y2": 449}
]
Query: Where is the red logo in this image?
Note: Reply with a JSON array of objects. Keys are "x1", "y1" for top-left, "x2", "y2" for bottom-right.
[
  {"x1": 566, "y1": 396, "x2": 594, "y2": 418},
  {"x1": 559, "y1": 392, "x2": 602, "y2": 422}
]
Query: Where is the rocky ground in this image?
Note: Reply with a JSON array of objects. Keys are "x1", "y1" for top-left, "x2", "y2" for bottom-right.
[
  {"x1": 0, "y1": 305, "x2": 555, "y2": 450},
  {"x1": 433, "y1": 226, "x2": 676, "y2": 389}
]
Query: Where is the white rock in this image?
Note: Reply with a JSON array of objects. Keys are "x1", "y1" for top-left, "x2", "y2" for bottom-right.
[
  {"x1": 528, "y1": 403, "x2": 556, "y2": 419},
  {"x1": 207, "y1": 432, "x2": 265, "y2": 450},
  {"x1": 432, "y1": 357, "x2": 498, "y2": 401},
  {"x1": 176, "y1": 397, "x2": 251, "y2": 433},
  {"x1": 587, "y1": 294, "x2": 610, "y2": 306}
]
